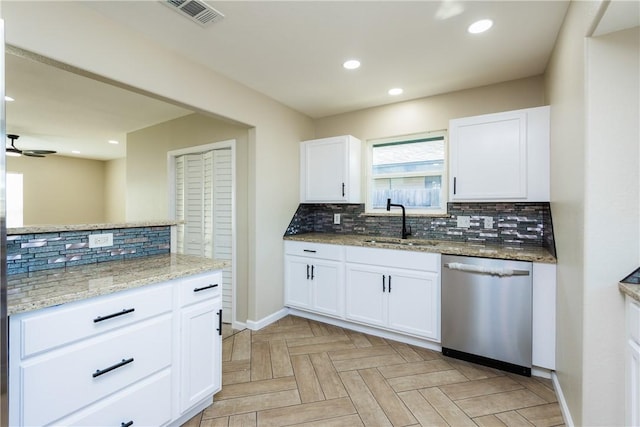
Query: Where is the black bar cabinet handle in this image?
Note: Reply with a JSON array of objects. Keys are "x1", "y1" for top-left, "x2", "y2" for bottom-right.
[
  {"x1": 342, "y1": 182, "x2": 345, "y2": 197},
  {"x1": 453, "y1": 177, "x2": 457, "y2": 195},
  {"x1": 93, "y1": 308, "x2": 135, "y2": 323},
  {"x1": 193, "y1": 283, "x2": 218, "y2": 293},
  {"x1": 217, "y1": 309, "x2": 223, "y2": 336},
  {"x1": 303, "y1": 249, "x2": 317, "y2": 253},
  {"x1": 389, "y1": 276, "x2": 392, "y2": 293},
  {"x1": 93, "y1": 357, "x2": 134, "y2": 378},
  {"x1": 306, "y1": 264, "x2": 310, "y2": 280},
  {"x1": 311, "y1": 265, "x2": 315, "y2": 280},
  {"x1": 121, "y1": 421, "x2": 134, "y2": 427},
  {"x1": 382, "y1": 275, "x2": 386, "y2": 292}
]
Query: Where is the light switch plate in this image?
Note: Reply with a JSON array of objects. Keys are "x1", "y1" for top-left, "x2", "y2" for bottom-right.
[
  {"x1": 457, "y1": 215, "x2": 471, "y2": 228},
  {"x1": 89, "y1": 233, "x2": 113, "y2": 248},
  {"x1": 333, "y1": 213, "x2": 341, "y2": 225},
  {"x1": 484, "y1": 217, "x2": 494, "y2": 229}
]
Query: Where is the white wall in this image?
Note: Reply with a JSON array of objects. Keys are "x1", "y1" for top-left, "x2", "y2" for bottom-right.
[
  {"x1": 2, "y1": 2, "x2": 315, "y2": 323},
  {"x1": 315, "y1": 76, "x2": 545, "y2": 140},
  {"x1": 582, "y1": 25, "x2": 639, "y2": 425}
]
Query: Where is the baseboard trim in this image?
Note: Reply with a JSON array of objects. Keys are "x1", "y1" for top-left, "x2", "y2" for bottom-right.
[
  {"x1": 287, "y1": 308, "x2": 442, "y2": 352},
  {"x1": 552, "y1": 371, "x2": 574, "y2": 427},
  {"x1": 245, "y1": 308, "x2": 289, "y2": 330},
  {"x1": 232, "y1": 320, "x2": 247, "y2": 331}
]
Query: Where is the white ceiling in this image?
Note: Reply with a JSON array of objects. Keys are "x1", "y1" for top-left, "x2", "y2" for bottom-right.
[{"x1": 6, "y1": 1, "x2": 577, "y2": 160}]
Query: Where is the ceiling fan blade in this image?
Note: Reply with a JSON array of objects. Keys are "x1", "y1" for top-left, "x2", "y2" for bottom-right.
[
  {"x1": 23, "y1": 150, "x2": 57, "y2": 155},
  {"x1": 23, "y1": 152, "x2": 46, "y2": 158}
]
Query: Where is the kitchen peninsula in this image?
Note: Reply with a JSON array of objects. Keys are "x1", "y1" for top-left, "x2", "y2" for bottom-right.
[{"x1": 7, "y1": 221, "x2": 229, "y2": 427}]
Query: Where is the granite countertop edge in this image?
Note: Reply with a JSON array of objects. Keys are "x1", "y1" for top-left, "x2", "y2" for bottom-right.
[
  {"x1": 619, "y1": 283, "x2": 640, "y2": 303},
  {"x1": 8, "y1": 220, "x2": 182, "y2": 235},
  {"x1": 7, "y1": 253, "x2": 230, "y2": 316},
  {"x1": 283, "y1": 233, "x2": 557, "y2": 264}
]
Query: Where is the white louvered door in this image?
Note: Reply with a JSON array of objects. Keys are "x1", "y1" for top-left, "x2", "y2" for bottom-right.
[{"x1": 176, "y1": 148, "x2": 233, "y2": 322}]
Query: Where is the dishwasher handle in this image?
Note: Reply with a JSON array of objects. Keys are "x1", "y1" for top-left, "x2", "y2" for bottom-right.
[{"x1": 444, "y1": 262, "x2": 530, "y2": 277}]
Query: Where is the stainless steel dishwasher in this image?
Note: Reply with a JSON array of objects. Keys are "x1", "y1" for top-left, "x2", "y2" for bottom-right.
[{"x1": 441, "y1": 254, "x2": 533, "y2": 376}]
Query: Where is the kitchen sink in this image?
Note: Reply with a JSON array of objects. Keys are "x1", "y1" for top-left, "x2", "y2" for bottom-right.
[{"x1": 364, "y1": 239, "x2": 439, "y2": 247}]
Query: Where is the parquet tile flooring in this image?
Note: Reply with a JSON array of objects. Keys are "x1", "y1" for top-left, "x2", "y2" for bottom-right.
[{"x1": 182, "y1": 315, "x2": 564, "y2": 427}]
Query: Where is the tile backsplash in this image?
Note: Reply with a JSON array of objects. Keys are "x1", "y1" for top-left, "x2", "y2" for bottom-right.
[
  {"x1": 284, "y1": 202, "x2": 556, "y2": 257},
  {"x1": 7, "y1": 226, "x2": 171, "y2": 275}
]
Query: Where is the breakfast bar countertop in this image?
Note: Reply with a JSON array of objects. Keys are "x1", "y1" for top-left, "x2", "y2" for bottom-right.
[
  {"x1": 7, "y1": 253, "x2": 230, "y2": 315},
  {"x1": 283, "y1": 232, "x2": 557, "y2": 264}
]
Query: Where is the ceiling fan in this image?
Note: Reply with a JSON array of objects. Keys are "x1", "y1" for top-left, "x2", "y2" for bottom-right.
[{"x1": 6, "y1": 134, "x2": 57, "y2": 158}]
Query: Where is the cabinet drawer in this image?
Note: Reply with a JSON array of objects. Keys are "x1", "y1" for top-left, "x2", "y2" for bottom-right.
[
  {"x1": 180, "y1": 271, "x2": 223, "y2": 307},
  {"x1": 285, "y1": 241, "x2": 344, "y2": 261},
  {"x1": 628, "y1": 297, "x2": 640, "y2": 344},
  {"x1": 20, "y1": 315, "x2": 172, "y2": 427},
  {"x1": 19, "y1": 282, "x2": 172, "y2": 358},
  {"x1": 346, "y1": 246, "x2": 440, "y2": 272},
  {"x1": 57, "y1": 370, "x2": 172, "y2": 427}
]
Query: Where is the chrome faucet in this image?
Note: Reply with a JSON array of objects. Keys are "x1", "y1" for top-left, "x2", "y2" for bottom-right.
[{"x1": 386, "y1": 198, "x2": 412, "y2": 239}]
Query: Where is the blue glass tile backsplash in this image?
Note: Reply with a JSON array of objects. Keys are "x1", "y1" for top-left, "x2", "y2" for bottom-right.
[
  {"x1": 7, "y1": 226, "x2": 171, "y2": 275},
  {"x1": 284, "y1": 202, "x2": 556, "y2": 257}
]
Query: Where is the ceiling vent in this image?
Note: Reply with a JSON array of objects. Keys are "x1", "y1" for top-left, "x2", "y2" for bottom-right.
[{"x1": 162, "y1": 0, "x2": 224, "y2": 27}]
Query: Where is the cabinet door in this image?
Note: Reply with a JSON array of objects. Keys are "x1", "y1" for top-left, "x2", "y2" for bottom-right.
[
  {"x1": 284, "y1": 256, "x2": 313, "y2": 309},
  {"x1": 627, "y1": 339, "x2": 640, "y2": 427},
  {"x1": 450, "y1": 111, "x2": 527, "y2": 200},
  {"x1": 310, "y1": 260, "x2": 344, "y2": 318},
  {"x1": 302, "y1": 137, "x2": 347, "y2": 202},
  {"x1": 180, "y1": 298, "x2": 222, "y2": 413},
  {"x1": 345, "y1": 265, "x2": 386, "y2": 327},
  {"x1": 386, "y1": 269, "x2": 440, "y2": 341}
]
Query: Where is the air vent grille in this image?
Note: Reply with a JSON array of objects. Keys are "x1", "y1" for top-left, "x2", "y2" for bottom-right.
[{"x1": 162, "y1": 0, "x2": 224, "y2": 27}]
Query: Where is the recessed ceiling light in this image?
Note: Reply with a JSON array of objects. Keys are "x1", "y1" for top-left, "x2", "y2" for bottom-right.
[
  {"x1": 71, "y1": 150, "x2": 81, "y2": 154},
  {"x1": 5, "y1": 96, "x2": 14, "y2": 102},
  {"x1": 468, "y1": 19, "x2": 493, "y2": 34},
  {"x1": 108, "y1": 140, "x2": 119, "y2": 145},
  {"x1": 388, "y1": 88, "x2": 403, "y2": 96},
  {"x1": 343, "y1": 59, "x2": 361, "y2": 70}
]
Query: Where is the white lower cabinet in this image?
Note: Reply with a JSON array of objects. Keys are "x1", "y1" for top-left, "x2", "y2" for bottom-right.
[
  {"x1": 627, "y1": 296, "x2": 640, "y2": 427},
  {"x1": 179, "y1": 274, "x2": 223, "y2": 413},
  {"x1": 284, "y1": 241, "x2": 344, "y2": 318},
  {"x1": 9, "y1": 270, "x2": 223, "y2": 427},
  {"x1": 345, "y1": 248, "x2": 440, "y2": 342}
]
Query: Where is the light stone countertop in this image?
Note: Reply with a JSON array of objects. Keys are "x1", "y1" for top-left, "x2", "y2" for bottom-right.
[
  {"x1": 8, "y1": 220, "x2": 181, "y2": 235},
  {"x1": 620, "y1": 283, "x2": 640, "y2": 303},
  {"x1": 284, "y1": 233, "x2": 557, "y2": 264},
  {"x1": 7, "y1": 253, "x2": 230, "y2": 315}
]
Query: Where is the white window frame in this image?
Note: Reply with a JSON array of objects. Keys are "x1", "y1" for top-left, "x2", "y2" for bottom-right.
[{"x1": 365, "y1": 131, "x2": 448, "y2": 216}]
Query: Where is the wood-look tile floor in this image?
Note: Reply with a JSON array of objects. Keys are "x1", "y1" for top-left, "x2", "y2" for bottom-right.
[{"x1": 182, "y1": 315, "x2": 564, "y2": 427}]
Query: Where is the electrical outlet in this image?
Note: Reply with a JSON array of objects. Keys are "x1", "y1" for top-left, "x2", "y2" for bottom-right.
[
  {"x1": 333, "y1": 213, "x2": 341, "y2": 225},
  {"x1": 484, "y1": 216, "x2": 494, "y2": 229},
  {"x1": 89, "y1": 233, "x2": 113, "y2": 248},
  {"x1": 456, "y1": 215, "x2": 471, "y2": 228}
]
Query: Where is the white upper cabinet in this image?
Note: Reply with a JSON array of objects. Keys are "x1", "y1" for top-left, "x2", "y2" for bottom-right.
[
  {"x1": 300, "y1": 135, "x2": 362, "y2": 203},
  {"x1": 449, "y1": 106, "x2": 550, "y2": 202}
]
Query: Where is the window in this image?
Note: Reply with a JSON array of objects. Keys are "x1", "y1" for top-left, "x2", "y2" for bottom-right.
[
  {"x1": 366, "y1": 132, "x2": 447, "y2": 215},
  {"x1": 7, "y1": 172, "x2": 24, "y2": 227}
]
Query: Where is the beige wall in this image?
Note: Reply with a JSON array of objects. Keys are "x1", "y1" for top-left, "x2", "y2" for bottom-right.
[
  {"x1": 2, "y1": 1, "x2": 315, "y2": 323},
  {"x1": 315, "y1": 76, "x2": 545, "y2": 140},
  {"x1": 7, "y1": 155, "x2": 106, "y2": 225},
  {"x1": 104, "y1": 157, "x2": 126, "y2": 223},
  {"x1": 545, "y1": 1, "x2": 639, "y2": 425},
  {"x1": 128, "y1": 113, "x2": 250, "y2": 323}
]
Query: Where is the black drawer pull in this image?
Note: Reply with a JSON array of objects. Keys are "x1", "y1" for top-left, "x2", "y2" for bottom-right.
[
  {"x1": 193, "y1": 284, "x2": 219, "y2": 293},
  {"x1": 389, "y1": 276, "x2": 392, "y2": 293},
  {"x1": 303, "y1": 249, "x2": 317, "y2": 253},
  {"x1": 93, "y1": 308, "x2": 135, "y2": 323},
  {"x1": 382, "y1": 275, "x2": 386, "y2": 292},
  {"x1": 121, "y1": 421, "x2": 134, "y2": 427},
  {"x1": 217, "y1": 309, "x2": 223, "y2": 336},
  {"x1": 93, "y1": 357, "x2": 134, "y2": 378}
]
